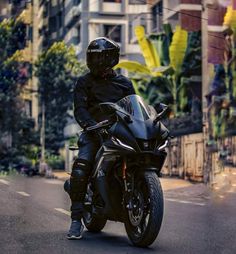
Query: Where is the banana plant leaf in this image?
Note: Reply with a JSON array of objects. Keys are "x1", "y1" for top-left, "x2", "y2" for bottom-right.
[
  {"x1": 114, "y1": 61, "x2": 151, "y2": 75},
  {"x1": 149, "y1": 33, "x2": 166, "y2": 66},
  {"x1": 135, "y1": 26, "x2": 161, "y2": 71},
  {"x1": 181, "y1": 31, "x2": 201, "y2": 77},
  {"x1": 149, "y1": 24, "x2": 173, "y2": 66},
  {"x1": 138, "y1": 76, "x2": 174, "y2": 107},
  {"x1": 169, "y1": 26, "x2": 188, "y2": 74},
  {"x1": 224, "y1": 6, "x2": 236, "y2": 28},
  {"x1": 114, "y1": 61, "x2": 173, "y2": 77},
  {"x1": 163, "y1": 23, "x2": 173, "y2": 46}
]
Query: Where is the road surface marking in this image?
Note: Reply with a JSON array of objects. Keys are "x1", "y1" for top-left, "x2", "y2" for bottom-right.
[
  {"x1": 44, "y1": 180, "x2": 63, "y2": 185},
  {"x1": 232, "y1": 172, "x2": 236, "y2": 175},
  {"x1": 232, "y1": 184, "x2": 236, "y2": 187},
  {"x1": 17, "y1": 191, "x2": 30, "y2": 197},
  {"x1": 0, "y1": 179, "x2": 10, "y2": 185},
  {"x1": 218, "y1": 195, "x2": 224, "y2": 199},
  {"x1": 54, "y1": 208, "x2": 71, "y2": 216},
  {"x1": 165, "y1": 198, "x2": 206, "y2": 206}
]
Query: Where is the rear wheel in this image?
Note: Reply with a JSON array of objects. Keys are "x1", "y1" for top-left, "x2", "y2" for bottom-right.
[
  {"x1": 83, "y1": 212, "x2": 107, "y2": 232},
  {"x1": 124, "y1": 172, "x2": 164, "y2": 247},
  {"x1": 82, "y1": 187, "x2": 107, "y2": 232}
]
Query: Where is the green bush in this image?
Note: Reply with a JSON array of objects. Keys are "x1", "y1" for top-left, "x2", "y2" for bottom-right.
[{"x1": 46, "y1": 154, "x2": 64, "y2": 170}]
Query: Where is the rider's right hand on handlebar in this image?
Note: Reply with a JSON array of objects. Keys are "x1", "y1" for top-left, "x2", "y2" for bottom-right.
[{"x1": 85, "y1": 119, "x2": 111, "y2": 132}]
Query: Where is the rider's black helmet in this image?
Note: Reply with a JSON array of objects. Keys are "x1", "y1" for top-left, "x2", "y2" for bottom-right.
[{"x1": 86, "y1": 37, "x2": 120, "y2": 74}]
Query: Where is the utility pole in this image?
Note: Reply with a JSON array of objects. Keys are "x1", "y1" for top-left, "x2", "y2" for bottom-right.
[
  {"x1": 39, "y1": 101, "x2": 45, "y2": 174},
  {"x1": 202, "y1": 0, "x2": 210, "y2": 184}
]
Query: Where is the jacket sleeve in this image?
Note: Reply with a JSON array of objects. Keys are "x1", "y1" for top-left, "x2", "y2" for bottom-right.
[
  {"x1": 126, "y1": 79, "x2": 136, "y2": 96},
  {"x1": 73, "y1": 78, "x2": 97, "y2": 129}
]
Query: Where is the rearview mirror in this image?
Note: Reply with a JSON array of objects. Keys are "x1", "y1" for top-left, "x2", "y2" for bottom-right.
[{"x1": 153, "y1": 103, "x2": 168, "y2": 124}]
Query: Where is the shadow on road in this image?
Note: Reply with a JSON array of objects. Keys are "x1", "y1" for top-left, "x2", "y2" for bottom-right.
[{"x1": 18, "y1": 231, "x2": 165, "y2": 253}]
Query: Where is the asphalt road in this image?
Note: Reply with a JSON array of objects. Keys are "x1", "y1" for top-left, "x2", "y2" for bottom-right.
[{"x1": 0, "y1": 174, "x2": 235, "y2": 254}]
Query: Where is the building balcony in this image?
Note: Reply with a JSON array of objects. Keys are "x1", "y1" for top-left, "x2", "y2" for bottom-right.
[
  {"x1": 127, "y1": 3, "x2": 148, "y2": 14},
  {"x1": 101, "y1": 2, "x2": 122, "y2": 13},
  {"x1": 64, "y1": 4, "x2": 82, "y2": 27},
  {"x1": 164, "y1": 0, "x2": 202, "y2": 21}
]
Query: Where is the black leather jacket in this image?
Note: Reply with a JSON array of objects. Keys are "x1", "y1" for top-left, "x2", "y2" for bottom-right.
[{"x1": 74, "y1": 71, "x2": 135, "y2": 129}]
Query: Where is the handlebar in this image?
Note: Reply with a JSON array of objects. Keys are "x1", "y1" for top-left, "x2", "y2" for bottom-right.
[{"x1": 85, "y1": 119, "x2": 111, "y2": 132}]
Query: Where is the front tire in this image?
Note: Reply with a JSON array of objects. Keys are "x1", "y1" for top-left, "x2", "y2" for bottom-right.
[{"x1": 124, "y1": 172, "x2": 164, "y2": 247}]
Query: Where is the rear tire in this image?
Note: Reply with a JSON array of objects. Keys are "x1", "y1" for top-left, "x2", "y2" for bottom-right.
[
  {"x1": 82, "y1": 188, "x2": 107, "y2": 233},
  {"x1": 83, "y1": 213, "x2": 107, "y2": 232},
  {"x1": 124, "y1": 172, "x2": 164, "y2": 247}
]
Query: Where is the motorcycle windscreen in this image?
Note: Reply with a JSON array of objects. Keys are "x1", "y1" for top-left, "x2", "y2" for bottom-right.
[{"x1": 116, "y1": 95, "x2": 157, "y2": 121}]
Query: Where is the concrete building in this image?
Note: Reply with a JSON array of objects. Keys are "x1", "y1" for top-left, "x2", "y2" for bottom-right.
[
  {"x1": 38, "y1": 0, "x2": 152, "y2": 63},
  {"x1": 149, "y1": 0, "x2": 202, "y2": 31}
]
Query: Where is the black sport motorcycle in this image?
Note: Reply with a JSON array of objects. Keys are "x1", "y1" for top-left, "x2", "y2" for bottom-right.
[{"x1": 70, "y1": 94, "x2": 170, "y2": 247}]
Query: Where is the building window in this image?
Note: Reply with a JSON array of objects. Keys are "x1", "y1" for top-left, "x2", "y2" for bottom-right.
[
  {"x1": 104, "y1": 0, "x2": 121, "y2": 2},
  {"x1": 58, "y1": 11, "x2": 63, "y2": 28},
  {"x1": 77, "y1": 25, "x2": 81, "y2": 43},
  {"x1": 129, "y1": 0, "x2": 146, "y2": 4},
  {"x1": 152, "y1": 1, "x2": 163, "y2": 32},
  {"x1": 49, "y1": 16, "x2": 57, "y2": 33},
  {"x1": 104, "y1": 25, "x2": 121, "y2": 43}
]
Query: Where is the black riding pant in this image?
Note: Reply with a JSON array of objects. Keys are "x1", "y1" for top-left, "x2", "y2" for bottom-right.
[{"x1": 69, "y1": 132, "x2": 100, "y2": 220}]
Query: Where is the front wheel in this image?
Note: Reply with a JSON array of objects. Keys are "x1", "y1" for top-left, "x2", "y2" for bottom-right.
[{"x1": 124, "y1": 172, "x2": 164, "y2": 247}]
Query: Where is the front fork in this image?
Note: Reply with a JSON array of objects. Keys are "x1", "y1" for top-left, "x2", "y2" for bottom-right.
[{"x1": 122, "y1": 158, "x2": 134, "y2": 211}]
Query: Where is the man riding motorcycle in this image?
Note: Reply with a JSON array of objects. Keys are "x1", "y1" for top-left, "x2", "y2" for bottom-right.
[{"x1": 66, "y1": 37, "x2": 136, "y2": 239}]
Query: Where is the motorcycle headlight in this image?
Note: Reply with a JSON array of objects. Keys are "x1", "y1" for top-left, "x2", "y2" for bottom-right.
[
  {"x1": 111, "y1": 137, "x2": 135, "y2": 151},
  {"x1": 157, "y1": 140, "x2": 169, "y2": 150}
]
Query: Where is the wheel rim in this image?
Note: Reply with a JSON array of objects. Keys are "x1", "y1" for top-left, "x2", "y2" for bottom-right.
[
  {"x1": 128, "y1": 181, "x2": 151, "y2": 238},
  {"x1": 128, "y1": 189, "x2": 144, "y2": 226},
  {"x1": 83, "y1": 211, "x2": 92, "y2": 224}
]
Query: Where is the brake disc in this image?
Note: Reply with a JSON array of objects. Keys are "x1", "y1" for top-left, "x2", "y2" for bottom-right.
[{"x1": 128, "y1": 191, "x2": 144, "y2": 227}]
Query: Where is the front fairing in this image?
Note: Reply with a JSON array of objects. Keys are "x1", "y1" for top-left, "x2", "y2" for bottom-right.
[
  {"x1": 102, "y1": 95, "x2": 170, "y2": 152},
  {"x1": 125, "y1": 117, "x2": 168, "y2": 140}
]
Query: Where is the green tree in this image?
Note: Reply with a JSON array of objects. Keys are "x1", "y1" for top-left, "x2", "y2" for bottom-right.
[
  {"x1": 0, "y1": 18, "x2": 36, "y2": 170},
  {"x1": 0, "y1": 19, "x2": 28, "y2": 142},
  {"x1": 35, "y1": 42, "x2": 86, "y2": 154}
]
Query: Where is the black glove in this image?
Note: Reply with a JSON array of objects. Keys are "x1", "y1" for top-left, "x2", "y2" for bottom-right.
[
  {"x1": 80, "y1": 119, "x2": 97, "y2": 129},
  {"x1": 98, "y1": 128, "x2": 108, "y2": 138}
]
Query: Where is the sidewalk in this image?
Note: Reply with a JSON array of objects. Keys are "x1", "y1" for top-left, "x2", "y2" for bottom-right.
[
  {"x1": 53, "y1": 170, "x2": 70, "y2": 181},
  {"x1": 52, "y1": 170, "x2": 207, "y2": 193},
  {"x1": 211, "y1": 167, "x2": 236, "y2": 195}
]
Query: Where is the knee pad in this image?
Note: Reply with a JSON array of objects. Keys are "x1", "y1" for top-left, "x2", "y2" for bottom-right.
[
  {"x1": 71, "y1": 159, "x2": 91, "y2": 182},
  {"x1": 70, "y1": 159, "x2": 92, "y2": 202},
  {"x1": 72, "y1": 159, "x2": 91, "y2": 175}
]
